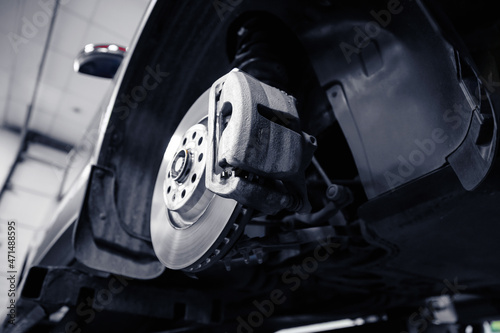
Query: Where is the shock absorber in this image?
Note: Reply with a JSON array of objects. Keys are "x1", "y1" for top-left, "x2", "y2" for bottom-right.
[{"x1": 228, "y1": 13, "x2": 305, "y2": 96}]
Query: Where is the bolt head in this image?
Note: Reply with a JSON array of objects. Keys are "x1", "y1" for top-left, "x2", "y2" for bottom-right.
[
  {"x1": 220, "y1": 170, "x2": 232, "y2": 179},
  {"x1": 326, "y1": 184, "x2": 341, "y2": 201}
]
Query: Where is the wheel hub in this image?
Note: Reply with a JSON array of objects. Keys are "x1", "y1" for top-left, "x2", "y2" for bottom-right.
[{"x1": 164, "y1": 123, "x2": 208, "y2": 217}]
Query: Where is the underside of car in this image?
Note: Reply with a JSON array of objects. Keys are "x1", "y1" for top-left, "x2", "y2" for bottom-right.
[{"x1": 5, "y1": 0, "x2": 500, "y2": 332}]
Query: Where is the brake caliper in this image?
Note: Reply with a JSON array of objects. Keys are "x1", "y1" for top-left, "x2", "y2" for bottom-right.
[{"x1": 206, "y1": 69, "x2": 317, "y2": 215}]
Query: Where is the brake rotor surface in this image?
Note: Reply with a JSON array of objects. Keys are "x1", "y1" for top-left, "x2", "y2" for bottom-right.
[{"x1": 150, "y1": 90, "x2": 245, "y2": 272}]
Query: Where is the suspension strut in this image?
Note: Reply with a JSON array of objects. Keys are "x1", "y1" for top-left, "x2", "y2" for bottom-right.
[{"x1": 228, "y1": 13, "x2": 306, "y2": 96}]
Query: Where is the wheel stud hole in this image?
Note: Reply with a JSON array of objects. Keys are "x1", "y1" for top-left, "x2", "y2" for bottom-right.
[
  {"x1": 182, "y1": 138, "x2": 187, "y2": 146},
  {"x1": 192, "y1": 132, "x2": 197, "y2": 139},
  {"x1": 181, "y1": 190, "x2": 186, "y2": 198},
  {"x1": 191, "y1": 174, "x2": 197, "y2": 183},
  {"x1": 198, "y1": 153, "x2": 204, "y2": 162},
  {"x1": 167, "y1": 186, "x2": 171, "y2": 194},
  {"x1": 198, "y1": 137, "x2": 203, "y2": 145}
]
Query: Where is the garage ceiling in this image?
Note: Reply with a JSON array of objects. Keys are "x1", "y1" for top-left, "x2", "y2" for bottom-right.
[{"x1": 0, "y1": 0, "x2": 150, "y2": 146}]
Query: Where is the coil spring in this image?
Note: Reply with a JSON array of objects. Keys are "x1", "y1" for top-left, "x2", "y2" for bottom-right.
[{"x1": 229, "y1": 13, "x2": 304, "y2": 95}]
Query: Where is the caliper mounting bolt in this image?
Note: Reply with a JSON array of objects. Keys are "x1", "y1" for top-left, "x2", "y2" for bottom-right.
[{"x1": 326, "y1": 184, "x2": 353, "y2": 207}]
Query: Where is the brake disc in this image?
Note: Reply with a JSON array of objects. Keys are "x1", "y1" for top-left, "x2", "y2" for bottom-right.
[{"x1": 150, "y1": 90, "x2": 248, "y2": 272}]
